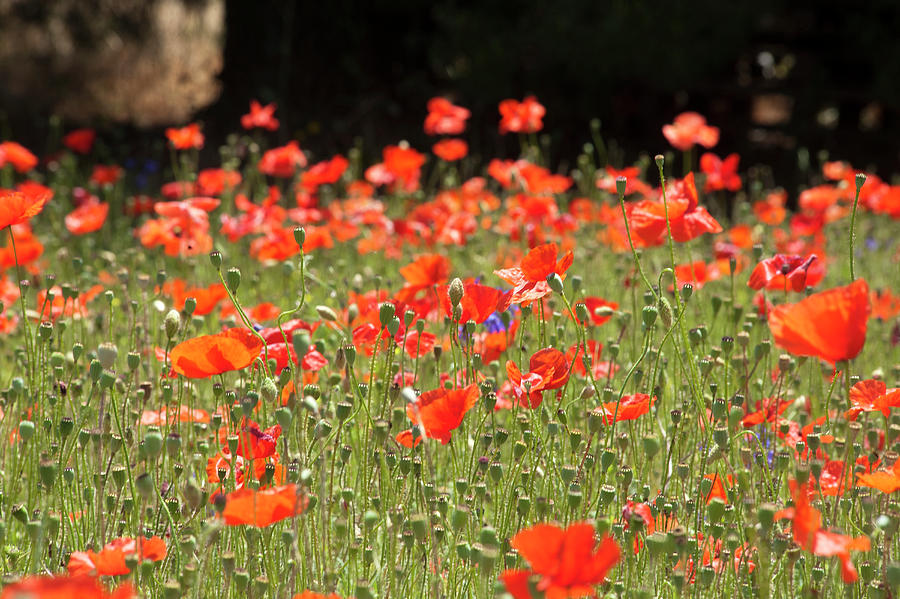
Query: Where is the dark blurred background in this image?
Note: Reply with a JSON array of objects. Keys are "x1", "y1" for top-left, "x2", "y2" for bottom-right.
[{"x1": 2, "y1": 0, "x2": 899, "y2": 184}]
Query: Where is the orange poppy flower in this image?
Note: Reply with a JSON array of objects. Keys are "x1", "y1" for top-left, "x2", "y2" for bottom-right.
[
  {"x1": 857, "y1": 455, "x2": 900, "y2": 494},
  {"x1": 396, "y1": 384, "x2": 479, "y2": 447},
  {"x1": 259, "y1": 141, "x2": 307, "y2": 177},
  {"x1": 700, "y1": 152, "x2": 741, "y2": 192},
  {"x1": 593, "y1": 393, "x2": 656, "y2": 425},
  {"x1": 63, "y1": 128, "x2": 97, "y2": 154},
  {"x1": 844, "y1": 379, "x2": 900, "y2": 420},
  {"x1": 241, "y1": 100, "x2": 280, "y2": 131},
  {"x1": 870, "y1": 288, "x2": 900, "y2": 320},
  {"x1": 0, "y1": 141, "x2": 38, "y2": 173},
  {"x1": 65, "y1": 198, "x2": 109, "y2": 235},
  {"x1": 221, "y1": 484, "x2": 308, "y2": 527},
  {"x1": 432, "y1": 138, "x2": 468, "y2": 161},
  {"x1": 424, "y1": 97, "x2": 470, "y2": 135},
  {"x1": 777, "y1": 481, "x2": 870, "y2": 582},
  {"x1": 163, "y1": 280, "x2": 227, "y2": 316},
  {"x1": 662, "y1": 112, "x2": 719, "y2": 151},
  {"x1": 747, "y1": 254, "x2": 824, "y2": 292},
  {"x1": 0, "y1": 575, "x2": 135, "y2": 599},
  {"x1": 506, "y1": 348, "x2": 570, "y2": 409},
  {"x1": 395, "y1": 253, "x2": 451, "y2": 301},
  {"x1": 753, "y1": 191, "x2": 787, "y2": 225},
  {"x1": 767, "y1": 279, "x2": 870, "y2": 364},
  {"x1": 500, "y1": 522, "x2": 620, "y2": 599},
  {"x1": 165, "y1": 123, "x2": 204, "y2": 150},
  {"x1": 498, "y1": 96, "x2": 546, "y2": 134},
  {"x1": 596, "y1": 166, "x2": 653, "y2": 197},
  {"x1": 0, "y1": 189, "x2": 51, "y2": 230},
  {"x1": 68, "y1": 536, "x2": 166, "y2": 576},
  {"x1": 169, "y1": 328, "x2": 263, "y2": 378}
]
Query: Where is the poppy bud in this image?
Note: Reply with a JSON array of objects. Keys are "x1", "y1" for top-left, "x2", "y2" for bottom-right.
[
  {"x1": 225, "y1": 267, "x2": 241, "y2": 295},
  {"x1": 387, "y1": 316, "x2": 400, "y2": 337},
  {"x1": 378, "y1": 302, "x2": 395, "y2": 328},
  {"x1": 448, "y1": 277, "x2": 465, "y2": 307},
  {"x1": 97, "y1": 342, "x2": 118, "y2": 370},
  {"x1": 654, "y1": 154, "x2": 665, "y2": 168},
  {"x1": 18, "y1": 420, "x2": 35, "y2": 442},
  {"x1": 315, "y1": 305, "x2": 338, "y2": 322},
  {"x1": 680, "y1": 283, "x2": 693, "y2": 302},
  {"x1": 641, "y1": 305, "x2": 658, "y2": 328},
  {"x1": 855, "y1": 172, "x2": 867, "y2": 192},
  {"x1": 574, "y1": 302, "x2": 590, "y2": 323},
  {"x1": 615, "y1": 176, "x2": 627, "y2": 197},
  {"x1": 546, "y1": 273, "x2": 564, "y2": 294},
  {"x1": 164, "y1": 309, "x2": 181, "y2": 339},
  {"x1": 657, "y1": 297, "x2": 673, "y2": 328},
  {"x1": 294, "y1": 227, "x2": 306, "y2": 246}
]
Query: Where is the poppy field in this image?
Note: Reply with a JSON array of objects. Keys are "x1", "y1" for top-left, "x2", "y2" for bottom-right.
[{"x1": 0, "y1": 96, "x2": 899, "y2": 599}]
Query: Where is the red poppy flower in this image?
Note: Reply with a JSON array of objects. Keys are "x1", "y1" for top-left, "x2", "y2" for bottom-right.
[
  {"x1": 139, "y1": 405, "x2": 210, "y2": 426},
  {"x1": 506, "y1": 348, "x2": 570, "y2": 409},
  {"x1": 396, "y1": 384, "x2": 479, "y2": 447},
  {"x1": 365, "y1": 145, "x2": 426, "y2": 193},
  {"x1": 169, "y1": 328, "x2": 264, "y2": 378},
  {"x1": 241, "y1": 100, "x2": 280, "y2": 131},
  {"x1": 593, "y1": 393, "x2": 656, "y2": 425},
  {"x1": 572, "y1": 297, "x2": 618, "y2": 327},
  {"x1": 628, "y1": 173, "x2": 722, "y2": 245},
  {"x1": 495, "y1": 243, "x2": 574, "y2": 307},
  {"x1": 301, "y1": 155, "x2": 348, "y2": 192},
  {"x1": 700, "y1": 152, "x2": 741, "y2": 192},
  {"x1": 68, "y1": 536, "x2": 167, "y2": 576},
  {"x1": 747, "y1": 254, "x2": 824, "y2": 292},
  {"x1": 438, "y1": 281, "x2": 502, "y2": 324},
  {"x1": 741, "y1": 397, "x2": 793, "y2": 427},
  {"x1": 662, "y1": 112, "x2": 719, "y2": 151},
  {"x1": 596, "y1": 166, "x2": 653, "y2": 197},
  {"x1": 90, "y1": 164, "x2": 123, "y2": 186},
  {"x1": 293, "y1": 592, "x2": 348, "y2": 599},
  {"x1": 165, "y1": 123, "x2": 204, "y2": 150},
  {"x1": 0, "y1": 575, "x2": 135, "y2": 599},
  {"x1": 221, "y1": 484, "x2": 308, "y2": 527},
  {"x1": 767, "y1": 279, "x2": 870, "y2": 364},
  {"x1": 395, "y1": 253, "x2": 451, "y2": 301},
  {"x1": 777, "y1": 481, "x2": 870, "y2": 582},
  {"x1": 196, "y1": 168, "x2": 242, "y2": 196},
  {"x1": 844, "y1": 379, "x2": 900, "y2": 420},
  {"x1": 259, "y1": 141, "x2": 307, "y2": 177},
  {"x1": 0, "y1": 141, "x2": 38, "y2": 173},
  {"x1": 0, "y1": 188, "x2": 51, "y2": 230},
  {"x1": 498, "y1": 96, "x2": 546, "y2": 134},
  {"x1": 433, "y1": 138, "x2": 468, "y2": 161},
  {"x1": 500, "y1": 522, "x2": 621, "y2": 599},
  {"x1": 424, "y1": 97, "x2": 470, "y2": 135},
  {"x1": 65, "y1": 198, "x2": 109, "y2": 235},
  {"x1": 62, "y1": 128, "x2": 97, "y2": 155},
  {"x1": 403, "y1": 330, "x2": 436, "y2": 359}
]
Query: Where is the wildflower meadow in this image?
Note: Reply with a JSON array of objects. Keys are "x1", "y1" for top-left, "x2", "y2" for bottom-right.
[{"x1": 0, "y1": 95, "x2": 899, "y2": 599}]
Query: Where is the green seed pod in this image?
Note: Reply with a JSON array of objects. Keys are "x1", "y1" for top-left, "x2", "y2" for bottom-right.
[
  {"x1": 641, "y1": 305, "x2": 658, "y2": 328},
  {"x1": 225, "y1": 267, "x2": 241, "y2": 295},
  {"x1": 316, "y1": 305, "x2": 339, "y2": 322},
  {"x1": 546, "y1": 273, "x2": 564, "y2": 294},
  {"x1": 18, "y1": 420, "x2": 35, "y2": 442},
  {"x1": 164, "y1": 309, "x2": 181, "y2": 339}
]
